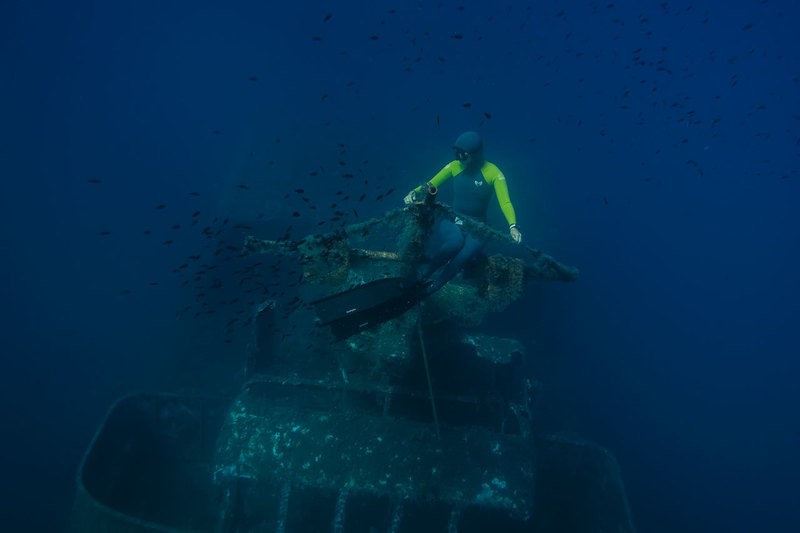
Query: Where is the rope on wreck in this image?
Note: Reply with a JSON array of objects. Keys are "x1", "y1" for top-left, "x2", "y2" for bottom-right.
[{"x1": 417, "y1": 309, "x2": 441, "y2": 440}]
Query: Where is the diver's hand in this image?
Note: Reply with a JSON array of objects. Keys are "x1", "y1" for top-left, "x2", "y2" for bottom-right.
[
  {"x1": 510, "y1": 225, "x2": 522, "y2": 244},
  {"x1": 403, "y1": 190, "x2": 416, "y2": 206}
]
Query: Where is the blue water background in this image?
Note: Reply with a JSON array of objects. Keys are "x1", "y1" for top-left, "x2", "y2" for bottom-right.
[{"x1": 1, "y1": 1, "x2": 798, "y2": 531}]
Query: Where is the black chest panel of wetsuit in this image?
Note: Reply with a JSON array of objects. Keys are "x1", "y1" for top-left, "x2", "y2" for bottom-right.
[{"x1": 452, "y1": 166, "x2": 493, "y2": 222}]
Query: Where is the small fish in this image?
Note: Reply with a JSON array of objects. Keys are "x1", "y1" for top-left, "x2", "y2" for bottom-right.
[
  {"x1": 292, "y1": 211, "x2": 301, "y2": 217},
  {"x1": 98, "y1": 231, "x2": 111, "y2": 236},
  {"x1": 462, "y1": 102, "x2": 472, "y2": 108},
  {"x1": 237, "y1": 184, "x2": 249, "y2": 189},
  {"x1": 86, "y1": 179, "x2": 102, "y2": 184},
  {"x1": 323, "y1": 13, "x2": 332, "y2": 22},
  {"x1": 155, "y1": 204, "x2": 166, "y2": 210},
  {"x1": 484, "y1": 112, "x2": 492, "y2": 119},
  {"x1": 369, "y1": 35, "x2": 380, "y2": 41},
  {"x1": 163, "y1": 240, "x2": 174, "y2": 245},
  {"x1": 248, "y1": 76, "x2": 258, "y2": 82},
  {"x1": 172, "y1": 224, "x2": 181, "y2": 229},
  {"x1": 294, "y1": 188, "x2": 305, "y2": 194},
  {"x1": 190, "y1": 191, "x2": 201, "y2": 196},
  {"x1": 192, "y1": 211, "x2": 201, "y2": 217},
  {"x1": 212, "y1": 130, "x2": 221, "y2": 135},
  {"x1": 451, "y1": 33, "x2": 464, "y2": 39}
]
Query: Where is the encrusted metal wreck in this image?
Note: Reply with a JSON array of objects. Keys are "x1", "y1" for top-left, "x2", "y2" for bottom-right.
[{"x1": 71, "y1": 195, "x2": 634, "y2": 532}]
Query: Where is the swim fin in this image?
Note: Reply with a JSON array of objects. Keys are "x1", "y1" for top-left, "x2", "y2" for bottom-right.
[{"x1": 311, "y1": 277, "x2": 427, "y2": 339}]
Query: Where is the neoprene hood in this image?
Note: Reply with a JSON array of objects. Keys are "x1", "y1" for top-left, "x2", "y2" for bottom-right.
[{"x1": 453, "y1": 131, "x2": 484, "y2": 169}]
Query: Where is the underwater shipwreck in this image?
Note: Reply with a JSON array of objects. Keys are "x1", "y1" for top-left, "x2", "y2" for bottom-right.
[{"x1": 71, "y1": 189, "x2": 635, "y2": 532}]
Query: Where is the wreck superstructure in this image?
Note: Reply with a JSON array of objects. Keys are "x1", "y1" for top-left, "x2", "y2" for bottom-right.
[{"x1": 71, "y1": 195, "x2": 634, "y2": 532}]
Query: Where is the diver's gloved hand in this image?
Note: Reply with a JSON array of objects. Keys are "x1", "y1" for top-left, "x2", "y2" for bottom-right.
[
  {"x1": 510, "y1": 225, "x2": 522, "y2": 244},
  {"x1": 403, "y1": 190, "x2": 416, "y2": 206}
]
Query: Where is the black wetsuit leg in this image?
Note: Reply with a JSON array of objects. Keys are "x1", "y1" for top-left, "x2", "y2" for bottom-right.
[
  {"x1": 426, "y1": 232, "x2": 484, "y2": 294},
  {"x1": 418, "y1": 219, "x2": 465, "y2": 280}
]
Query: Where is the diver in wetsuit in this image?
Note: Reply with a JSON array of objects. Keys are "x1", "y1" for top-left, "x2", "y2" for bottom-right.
[{"x1": 403, "y1": 131, "x2": 523, "y2": 295}]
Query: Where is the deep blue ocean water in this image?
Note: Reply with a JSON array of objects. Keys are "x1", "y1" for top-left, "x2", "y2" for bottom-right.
[{"x1": 1, "y1": 1, "x2": 798, "y2": 531}]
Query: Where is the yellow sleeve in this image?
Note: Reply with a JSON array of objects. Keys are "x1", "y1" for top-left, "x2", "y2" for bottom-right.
[
  {"x1": 415, "y1": 161, "x2": 456, "y2": 194},
  {"x1": 489, "y1": 167, "x2": 517, "y2": 226}
]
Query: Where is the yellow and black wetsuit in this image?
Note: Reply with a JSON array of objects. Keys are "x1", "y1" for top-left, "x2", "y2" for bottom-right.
[
  {"x1": 413, "y1": 159, "x2": 518, "y2": 294},
  {"x1": 414, "y1": 159, "x2": 517, "y2": 226}
]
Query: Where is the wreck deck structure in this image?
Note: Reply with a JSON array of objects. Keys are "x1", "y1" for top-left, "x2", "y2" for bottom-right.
[{"x1": 71, "y1": 197, "x2": 634, "y2": 532}]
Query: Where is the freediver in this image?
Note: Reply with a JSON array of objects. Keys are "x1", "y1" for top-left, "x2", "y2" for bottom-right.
[{"x1": 403, "y1": 131, "x2": 523, "y2": 296}]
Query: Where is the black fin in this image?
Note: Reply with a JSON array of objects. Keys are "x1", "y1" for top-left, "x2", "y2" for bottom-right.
[{"x1": 311, "y1": 277, "x2": 425, "y2": 339}]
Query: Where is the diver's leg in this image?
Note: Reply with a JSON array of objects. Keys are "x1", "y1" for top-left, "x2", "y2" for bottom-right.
[
  {"x1": 418, "y1": 220, "x2": 465, "y2": 280},
  {"x1": 425, "y1": 234, "x2": 485, "y2": 294}
]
